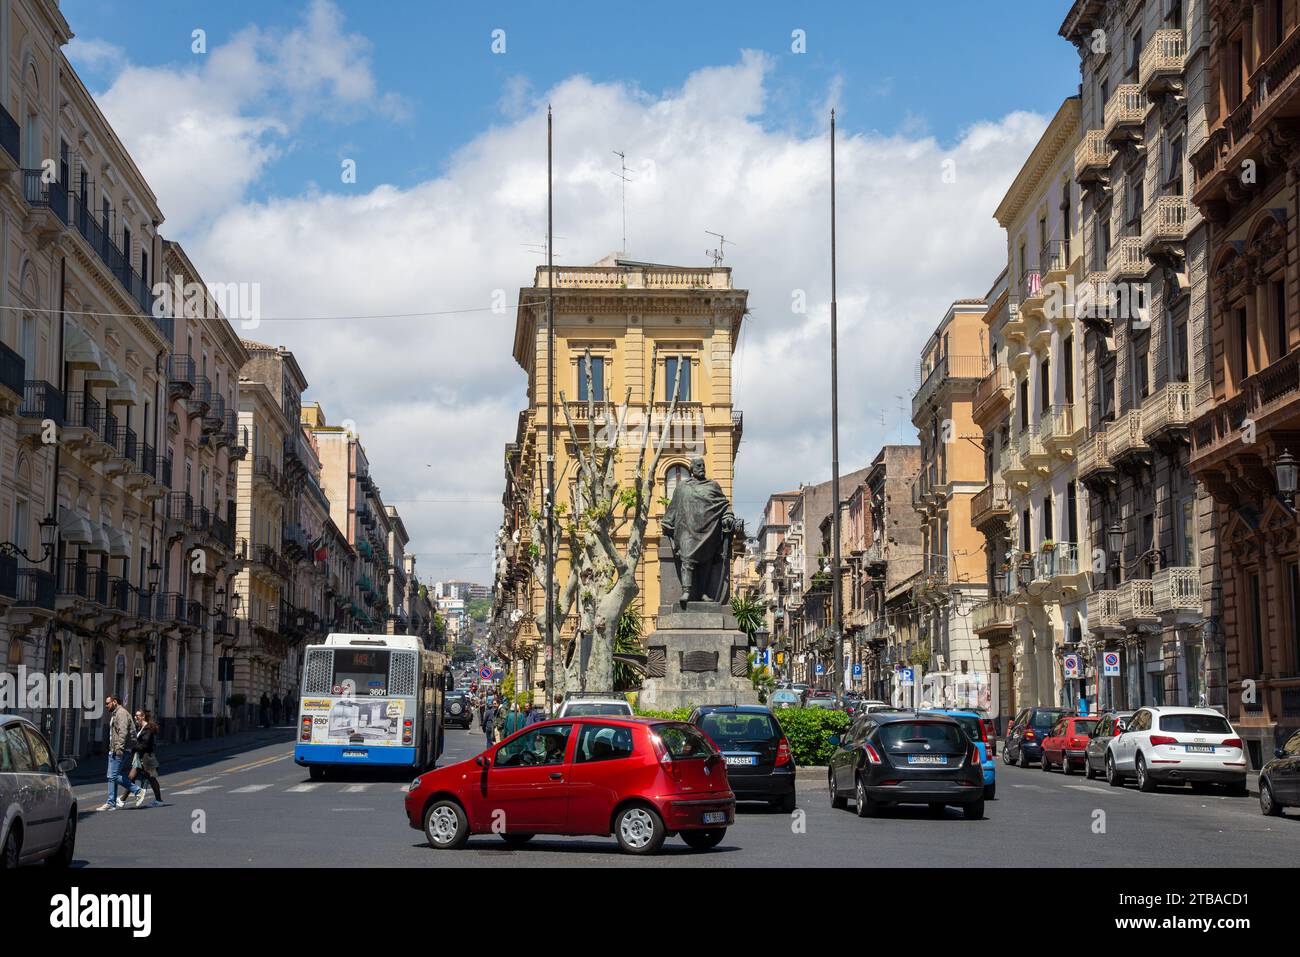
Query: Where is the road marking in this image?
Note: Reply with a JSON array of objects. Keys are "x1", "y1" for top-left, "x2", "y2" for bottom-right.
[
  {"x1": 286, "y1": 783, "x2": 320, "y2": 793},
  {"x1": 344, "y1": 784, "x2": 371, "y2": 792},
  {"x1": 224, "y1": 752, "x2": 292, "y2": 774},
  {"x1": 1010, "y1": 783, "x2": 1046, "y2": 791},
  {"x1": 231, "y1": 784, "x2": 273, "y2": 793},
  {"x1": 171, "y1": 785, "x2": 221, "y2": 795}
]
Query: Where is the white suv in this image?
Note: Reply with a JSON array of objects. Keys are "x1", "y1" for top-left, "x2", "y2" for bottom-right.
[
  {"x1": 556, "y1": 693, "x2": 633, "y2": 719},
  {"x1": 1105, "y1": 706, "x2": 1248, "y2": 794}
]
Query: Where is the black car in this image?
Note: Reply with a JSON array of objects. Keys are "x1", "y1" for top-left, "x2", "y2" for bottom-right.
[
  {"x1": 443, "y1": 692, "x2": 473, "y2": 729},
  {"x1": 1259, "y1": 729, "x2": 1300, "y2": 816},
  {"x1": 827, "y1": 711, "x2": 985, "y2": 819},
  {"x1": 688, "y1": 705, "x2": 796, "y2": 812},
  {"x1": 1002, "y1": 707, "x2": 1073, "y2": 767}
]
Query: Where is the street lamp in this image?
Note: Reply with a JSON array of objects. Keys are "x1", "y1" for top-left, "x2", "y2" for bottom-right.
[
  {"x1": 1106, "y1": 521, "x2": 1124, "y2": 558},
  {"x1": 147, "y1": 560, "x2": 161, "y2": 593},
  {"x1": 1275, "y1": 449, "x2": 1297, "y2": 509},
  {"x1": 754, "y1": 625, "x2": 770, "y2": 651},
  {"x1": 0, "y1": 513, "x2": 58, "y2": 563}
]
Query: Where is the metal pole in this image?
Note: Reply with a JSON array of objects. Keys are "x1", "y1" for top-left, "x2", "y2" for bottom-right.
[
  {"x1": 829, "y1": 110, "x2": 844, "y2": 698},
  {"x1": 545, "y1": 105, "x2": 556, "y2": 714}
]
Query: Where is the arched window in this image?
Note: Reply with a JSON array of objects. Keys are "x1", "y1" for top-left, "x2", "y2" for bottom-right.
[{"x1": 664, "y1": 463, "x2": 690, "y2": 502}]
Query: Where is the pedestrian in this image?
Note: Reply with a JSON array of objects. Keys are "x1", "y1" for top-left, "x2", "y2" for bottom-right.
[
  {"x1": 99, "y1": 695, "x2": 143, "y2": 810},
  {"x1": 259, "y1": 692, "x2": 271, "y2": 728},
  {"x1": 271, "y1": 692, "x2": 282, "y2": 726},
  {"x1": 493, "y1": 697, "x2": 508, "y2": 743},
  {"x1": 524, "y1": 702, "x2": 543, "y2": 727},
  {"x1": 504, "y1": 700, "x2": 524, "y2": 737},
  {"x1": 482, "y1": 696, "x2": 498, "y2": 749},
  {"x1": 552, "y1": 692, "x2": 564, "y2": 718},
  {"x1": 131, "y1": 709, "x2": 164, "y2": 808},
  {"x1": 283, "y1": 690, "x2": 295, "y2": 724}
]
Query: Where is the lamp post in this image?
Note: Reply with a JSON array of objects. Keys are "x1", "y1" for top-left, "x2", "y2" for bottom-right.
[
  {"x1": 1275, "y1": 449, "x2": 1297, "y2": 509},
  {"x1": 0, "y1": 513, "x2": 58, "y2": 563}
]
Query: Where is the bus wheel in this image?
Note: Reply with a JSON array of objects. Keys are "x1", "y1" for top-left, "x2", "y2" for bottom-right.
[{"x1": 309, "y1": 766, "x2": 325, "y2": 781}]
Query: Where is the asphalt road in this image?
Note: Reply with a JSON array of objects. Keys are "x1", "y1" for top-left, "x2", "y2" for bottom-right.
[{"x1": 69, "y1": 726, "x2": 1300, "y2": 867}]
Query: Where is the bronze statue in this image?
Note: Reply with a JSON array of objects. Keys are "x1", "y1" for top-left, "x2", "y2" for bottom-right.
[{"x1": 662, "y1": 457, "x2": 735, "y2": 606}]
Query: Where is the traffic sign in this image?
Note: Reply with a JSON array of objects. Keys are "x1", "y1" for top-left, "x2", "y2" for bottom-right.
[
  {"x1": 479, "y1": 666, "x2": 492, "y2": 680},
  {"x1": 852, "y1": 662, "x2": 863, "y2": 677},
  {"x1": 1103, "y1": 652, "x2": 1121, "y2": 677},
  {"x1": 815, "y1": 663, "x2": 825, "y2": 675},
  {"x1": 900, "y1": 667, "x2": 914, "y2": 687},
  {"x1": 1063, "y1": 654, "x2": 1080, "y2": 679}
]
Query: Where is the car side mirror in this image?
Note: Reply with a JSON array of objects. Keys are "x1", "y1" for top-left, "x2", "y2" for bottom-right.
[
  {"x1": 476, "y1": 754, "x2": 488, "y2": 768},
  {"x1": 58, "y1": 757, "x2": 77, "y2": 774},
  {"x1": 828, "y1": 734, "x2": 841, "y2": 747},
  {"x1": 1276, "y1": 748, "x2": 1287, "y2": 759}
]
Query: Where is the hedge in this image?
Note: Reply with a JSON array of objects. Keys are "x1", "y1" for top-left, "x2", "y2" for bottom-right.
[{"x1": 635, "y1": 706, "x2": 848, "y2": 766}]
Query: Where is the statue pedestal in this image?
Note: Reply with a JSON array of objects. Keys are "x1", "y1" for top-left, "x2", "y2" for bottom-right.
[{"x1": 637, "y1": 599, "x2": 759, "y2": 712}]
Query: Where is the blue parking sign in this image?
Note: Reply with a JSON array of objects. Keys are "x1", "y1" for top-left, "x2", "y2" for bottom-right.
[
  {"x1": 815, "y1": 663, "x2": 824, "y2": 675},
  {"x1": 852, "y1": 662, "x2": 862, "y2": 677}
]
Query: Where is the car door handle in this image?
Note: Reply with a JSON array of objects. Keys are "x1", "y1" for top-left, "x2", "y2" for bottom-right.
[{"x1": 549, "y1": 772, "x2": 563, "y2": 781}]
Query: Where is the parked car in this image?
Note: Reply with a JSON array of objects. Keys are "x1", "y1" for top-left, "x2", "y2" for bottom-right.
[
  {"x1": 689, "y1": 705, "x2": 796, "y2": 812},
  {"x1": 769, "y1": 689, "x2": 803, "y2": 710},
  {"x1": 827, "y1": 711, "x2": 986, "y2": 819},
  {"x1": 1105, "y1": 706, "x2": 1249, "y2": 794},
  {"x1": 861, "y1": 702, "x2": 907, "y2": 715},
  {"x1": 1259, "y1": 729, "x2": 1300, "y2": 816},
  {"x1": 1040, "y1": 715, "x2": 1101, "y2": 774},
  {"x1": 443, "y1": 692, "x2": 473, "y2": 729},
  {"x1": 806, "y1": 696, "x2": 842, "y2": 711},
  {"x1": 0, "y1": 715, "x2": 77, "y2": 867},
  {"x1": 1002, "y1": 707, "x2": 1073, "y2": 767},
  {"x1": 404, "y1": 717, "x2": 735, "y2": 854},
  {"x1": 921, "y1": 708, "x2": 997, "y2": 800},
  {"x1": 556, "y1": 692, "x2": 633, "y2": 719},
  {"x1": 1083, "y1": 711, "x2": 1134, "y2": 780}
]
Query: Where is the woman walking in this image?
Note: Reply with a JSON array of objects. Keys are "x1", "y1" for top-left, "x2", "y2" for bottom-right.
[{"x1": 132, "y1": 709, "x2": 164, "y2": 808}]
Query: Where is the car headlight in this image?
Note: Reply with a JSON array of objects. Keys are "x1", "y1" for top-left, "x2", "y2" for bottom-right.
[{"x1": 408, "y1": 777, "x2": 422, "y2": 792}]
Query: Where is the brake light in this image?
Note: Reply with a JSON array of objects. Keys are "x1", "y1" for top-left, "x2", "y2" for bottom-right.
[
  {"x1": 1024, "y1": 729, "x2": 1036, "y2": 740},
  {"x1": 402, "y1": 718, "x2": 414, "y2": 745},
  {"x1": 1149, "y1": 735, "x2": 1177, "y2": 747},
  {"x1": 300, "y1": 716, "x2": 312, "y2": 742},
  {"x1": 1222, "y1": 737, "x2": 1242, "y2": 749},
  {"x1": 971, "y1": 746, "x2": 981, "y2": 766},
  {"x1": 863, "y1": 743, "x2": 882, "y2": 765},
  {"x1": 775, "y1": 737, "x2": 792, "y2": 767}
]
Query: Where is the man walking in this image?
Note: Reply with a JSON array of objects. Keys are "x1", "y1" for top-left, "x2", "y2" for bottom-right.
[
  {"x1": 99, "y1": 695, "x2": 143, "y2": 810},
  {"x1": 482, "y1": 696, "x2": 498, "y2": 750}
]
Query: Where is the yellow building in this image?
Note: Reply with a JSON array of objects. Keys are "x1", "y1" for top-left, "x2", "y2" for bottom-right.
[{"x1": 496, "y1": 256, "x2": 747, "y2": 693}]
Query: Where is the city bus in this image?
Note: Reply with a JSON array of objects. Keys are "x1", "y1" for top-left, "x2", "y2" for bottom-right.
[{"x1": 294, "y1": 634, "x2": 451, "y2": 779}]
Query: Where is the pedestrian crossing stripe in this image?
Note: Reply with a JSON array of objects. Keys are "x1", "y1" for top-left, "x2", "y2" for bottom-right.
[
  {"x1": 230, "y1": 784, "x2": 273, "y2": 793},
  {"x1": 171, "y1": 785, "x2": 222, "y2": 795},
  {"x1": 286, "y1": 783, "x2": 320, "y2": 792}
]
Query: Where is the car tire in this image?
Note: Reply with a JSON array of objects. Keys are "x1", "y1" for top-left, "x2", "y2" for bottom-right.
[
  {"x1": 777, "y1": 792, "x2": 797, "y2": 814},
  {"x1": 1018, "y1": 748, "x2": 1030, "y2": 769},
  {"x1": 309, "y1": 765, "x2": 325, "y2": 781},
  {"x1": 963, "y1": 799, "x2": 985, "y2": 820},
  {"x1": 500, "y1": 832, "x2": 535, "y2": 846},
  {"x1": 1062, "y1": 757, "x2": 1073, "y2": 776},
  {"x1": 1084, "y1": 759, "x2": 1097, "y2": 780},
  {"x1": 614, "y1": 804, "x2": 666, "y2": 855},
  {"x1": 829, "y1": 773, "x2": 848, "y2": 810},
  {"x1": 1, "y1": 825, "x2": 19, "y2": 868},
  {"x1": 1135, "y1": 754, "x2": 1156, "y2": 793},
  {"x1": 854, "y1": 773, "x2": 879, "y2": 818},
  {"x1": 1040, "y1": 753, "x2": 1051, "y2": 772},
  {"x1": 1002, "y1": 745, "x2": 1013, "y2": 766},
  {"x1": 1260, "y1": 782, "x2": 1283, "y2": 817},
  {"x1": 681, "y1": 828, "x2": 726, "y2": 851},
  {"x1": 423, "y1": 800, "x2": 470, "y2": 850},
  {"x1": 984, "y1": 782, "x2": 996, "y2": 801},
  {"x1": 46, "y1": 811, "x2": 75, "y2": 868},
  {"x1": 1106, "y1": 754, "x2": 1123, "y2": 787}
]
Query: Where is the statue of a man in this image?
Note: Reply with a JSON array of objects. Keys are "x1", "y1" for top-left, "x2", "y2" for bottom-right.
[{"x1": 662, "y1": 457, "x2": 735, "y2": 605}]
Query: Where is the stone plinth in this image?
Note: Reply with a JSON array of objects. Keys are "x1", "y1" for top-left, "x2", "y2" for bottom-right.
[{"x1": 636, "y1": 600, "x2": 759, "y2": 712}]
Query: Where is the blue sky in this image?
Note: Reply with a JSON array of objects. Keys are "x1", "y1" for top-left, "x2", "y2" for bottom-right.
[{"x1": 59, "y1": 2, "x2": 1084, "y2": 581}]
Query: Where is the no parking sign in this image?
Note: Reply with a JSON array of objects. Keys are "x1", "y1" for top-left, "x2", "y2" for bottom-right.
[
  {"x1": 1063, "y1": 654, "x2": 1081, "y2": 679},
  {"x1": 1103, "y1": 651, "x2": 1121, "y2": 677}
]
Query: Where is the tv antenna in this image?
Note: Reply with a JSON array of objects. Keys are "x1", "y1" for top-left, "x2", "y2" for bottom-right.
[
  {"x1": 611, "y1": 150, "x2": 631, "y2": 255},
  {"x1": 706, "y1": 230, "x2": 734, "y2": 266},
  {"x1": 522, "y1": 235, "x2": 566, "y2": 259}
]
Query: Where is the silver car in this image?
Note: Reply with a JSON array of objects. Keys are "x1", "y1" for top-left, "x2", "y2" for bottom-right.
[{"x1": 1, "y1": 714, "x2": 77, "y2": 867}]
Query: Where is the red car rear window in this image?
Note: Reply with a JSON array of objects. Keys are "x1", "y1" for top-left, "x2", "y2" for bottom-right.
[{"x1": 652, "y1": 722, "x2": 718, "y2": 758}]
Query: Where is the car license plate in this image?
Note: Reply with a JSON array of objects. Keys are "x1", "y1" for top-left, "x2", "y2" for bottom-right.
[
  {"x1": 725, "y1": 755, "x2": 757, "y2": 766},
  {"x1": 1185, "y1": 744, "x2": 1215, "y2": 753},
  {"x1": 702, "y1": 811, "x2": 726, "y2": 824},
  {"x1": 342, "y1": 749, "x2": 367, "y2": 758},
  {"x1": 907, "y1": 754, "x2": 948, "y2": 765}
]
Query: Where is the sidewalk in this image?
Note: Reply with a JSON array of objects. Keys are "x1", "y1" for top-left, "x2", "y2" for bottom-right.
[{"x1": 67, "y1": 725, "x2": 295, "y2": 787}]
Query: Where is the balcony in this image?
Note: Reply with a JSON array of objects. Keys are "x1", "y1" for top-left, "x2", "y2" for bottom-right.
[
  {"x1": 1086, "y1": 589, "x2": 1121, "y2": 633},
  {"x1": 1036, "y1": 542, "x2": 1087, "y2": 591},
  {"x1": 1041, "y1": 239, "x2": 1073, "y2": 284},
  {"x1": 1020, "y1": 268, "x2": 1044, "y2": 317},
  {"x1": 1106, "y1": 236, "x2": 1147, "y2": 283},
  {"x1": 17, "y1": 381, "x2": 65, "y2": 435},
  {"x1": 15, "y1": 567, "x2": 56, "y2": 614},
  {"x1": 63, "y1": 391, "x2": 107, "y2": 460},
  {"x1": 1001, "y1": 445, "x2": 1029, "y2": 487},
  {"x1": 202, "y1": 393, "x2": 226, "y2": 435},
  {"x1": 0, "y1": 341, "x2": 23, "y2": 415},
  {"x1": 1103, "y1": 83, "x2": 1146, "y2": 144},
  {"x1": 1152, "y1": 566, "x2": 1200, "y2": 618},
  {"x1": 66, "y1": 189, "x2": 167, "y2": 340},
  {"x1": 1115, "y1": 578, "x2": 1157, "y2": 626},
  {"x1": 1008, "y1": 337, "x2": 1031, "y2": 374},
  {"x1": 1074, "y1": 129, "x2": 1114, "y2": 185},
  {"x1": 186, "y1": 375, "x2": 212, "y2": 416},
  {"x1": 1141, "y1": 196, "x2": 1188, "y2": 257},
  {"x1": 21, "y1": 169, "x2": 69, "y2": 246},
  {"x1": 1140, "y1": 29, "x2": 1186, "y2": 99},
  {"x1": 167, "y1": 354, "x2": 195, "y2": 400},
  {"x1": 971, "y1": 482, "x2": 1010, "y2": 531},
  {"x1": 1077, "y1": 430, "x2": 1114, "y2": 484},
  {"x1": 1192, "y1": 349, "x2": 1300, "y2": 467},
  {"x1": 282, "y1": 522, "x2": 311, "y2": 561},
  {"x1": 1041, "y1": 404, "x2": 1081, "y2": 458},
  {"x1": 1017, "y1": 425, "x2": 1049, "y2": 474},
  {"x1": 1141, "y1": 382, "x2": 1191, "y2": 444},
  {"x1": 972, "y1": 597, "x2": 1015, "y2": 635},
  {"x1": 1004, "y1": 297, "x2": 1027, "y2": 340},
  {"x1": 973, "y1": 364, "x2": 1012, "y2": 425},
  {"x1": 167, "y1": 492, "x2": 194, "y2": 533},
  {"x1": 1106, "y1": 410, "x2": 1148, "y2": 467},
  {"x1": 253, "y1": 456, "x2": 284, "y2": 495},
  {"x1": 911, "y1": 354, "x2": 989, "y2": 420}
]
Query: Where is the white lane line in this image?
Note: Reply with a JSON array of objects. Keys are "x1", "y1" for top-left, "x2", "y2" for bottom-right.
[
  {"x1": 344, "y1": 784, "x2": 372, "y2": 793},
  {"x1": 1010, "y1": 783, "x2": 1046, "y2": 791},
  {"x1": 230, "y1": 784, "x2": 273, "y2": 794},
  {"x1": 286, "y1": 783, "x2": 320, "y2": 793},
  {"x1": 171, "y1": 785, "x2": 222, "y2": 795}
]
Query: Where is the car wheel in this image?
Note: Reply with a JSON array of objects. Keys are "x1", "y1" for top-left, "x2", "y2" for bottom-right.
[
  {"x1": 1135, "y1": 754, "x2": 1156, "y2": 793},
  {"x1": 1084, "y1": 758, "x2": 1097, "y2": 780},
  {"x1": 963, "y1": 799, "x2": 985, "y2": 820},
  {"x1": 778, "y1": 792, "x2": 797, "y2": 814},
  {"x1": 1040, "y1": 753, "x2": 1051, "y2": 772},
  {"x1": 854, "y1": 773, "x2": 879, "y2": 818},
  {"x1": 46, "y1": 811, "x2": 75, "y2": 868},
  {"x1": 1260, "y1": 782, "x2": 1282, "y2": 817},
  {"x1": 1018, "y1": 748, "x2": 1029, "y2": 769},
  {"x1": 614, "y1": 804, "x2": 666, "y2": 855},
  {"x1": 984, "y1": 782, "x2": 996, "y2": 801},
  {"x1": 423, "y1": 800, "x2": 470, "y2": 850},
  {"x1": 829, "y1": 773, "x2": 847, "y2": 810},
  {"x1": 309, "y1": 765, "x2": 325, "y2": 781},
  {"x1": 1062, "y1": 757, "x2": 1073, "y2": 776},
  {"x1": 1106, "y1": 754, "x2": 1123, "y2": 787},
  {"x1": 1001, "y1": 745, "x2": 1013, "y2": 766},
  {"x1": 0, "y1": 826, "x2": 19, "y2": 868},
  {"x1": 500, "y1": 833, "x2": 535, "y2": 847},
  {"x1": 681, "y1": 828, "x2": 726, "y2": 851}
]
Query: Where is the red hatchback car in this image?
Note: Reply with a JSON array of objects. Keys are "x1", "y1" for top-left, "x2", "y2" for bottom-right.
[
  {"x1": 1040, "y1": 715, "x2": 1101, "y2": 774},
  {"x1": 404, "y1": 716, "x2": 736, "y2": 854}
]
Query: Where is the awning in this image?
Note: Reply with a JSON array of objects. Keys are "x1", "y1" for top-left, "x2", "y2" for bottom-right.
[
  {"x1": 83, "y1": 352, "x2": 120, "y2": 389},
  {"x1": 82, "y1": 523, "x2": 111, "y2": 555},
  {"x1": 58, "y1": 506, "x2": 94, "y2": 547},
  {"x1": 64, "y1": 323, "x2": 105, "y2": 372},
  {"x1": 105, "y1": 527, "x2": 130, "y2": 559},
  {"x1": 105, "y1": 372, "x2": 139, "y2": 407}
]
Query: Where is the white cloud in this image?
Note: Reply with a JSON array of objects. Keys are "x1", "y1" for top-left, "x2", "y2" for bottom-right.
[{"x1": 91, "y1": 31, "x2": 1046, "y2": 581}]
